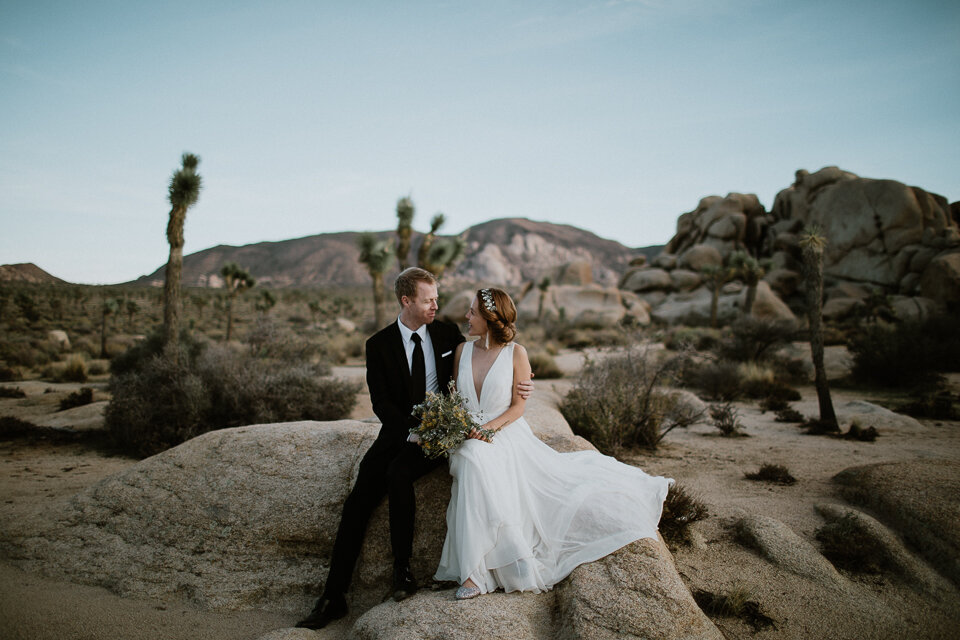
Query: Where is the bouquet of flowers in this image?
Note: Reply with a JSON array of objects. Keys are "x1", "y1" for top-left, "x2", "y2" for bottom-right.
[{"x1": 409, "y1": 381, "x2": 496, "y2": 459}]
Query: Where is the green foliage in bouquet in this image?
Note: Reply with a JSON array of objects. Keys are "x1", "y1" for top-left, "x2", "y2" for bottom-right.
[{"x1": 410, "y1": 380, "x2": 495, "y2": 459}]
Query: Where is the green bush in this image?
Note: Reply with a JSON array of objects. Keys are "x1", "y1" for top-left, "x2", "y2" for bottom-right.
[
  {"x1": 106, "y1": 335, "x2": 360, "y2": 458},
  {"x1": 561, "y1": 350, "x2": 702, "y2": 453},
  {"x1": 848, "y1": 311, "x2": 960, "y2": 387},
  {"x1": 0, "y1": 386, "x2": 26, "y2": 399}
]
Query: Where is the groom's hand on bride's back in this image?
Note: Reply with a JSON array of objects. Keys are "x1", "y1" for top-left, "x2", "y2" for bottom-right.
[{"x1": 516, "y1": 374, "x2": 534, "y2": 400}]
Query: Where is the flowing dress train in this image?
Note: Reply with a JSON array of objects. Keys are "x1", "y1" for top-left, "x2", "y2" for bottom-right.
[{"x1": 434, "y1": 342, "x2": 673, "y2": 594}]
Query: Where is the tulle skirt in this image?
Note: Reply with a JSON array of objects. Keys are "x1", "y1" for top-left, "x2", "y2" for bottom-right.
[{"x1": 434, "y1": 417, "x2": 672, "y2": 593}]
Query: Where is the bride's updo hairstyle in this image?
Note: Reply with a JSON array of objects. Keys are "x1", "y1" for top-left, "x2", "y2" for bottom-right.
[{"x1": 476, "y1": 287, "x2": 517, "y2": 344}]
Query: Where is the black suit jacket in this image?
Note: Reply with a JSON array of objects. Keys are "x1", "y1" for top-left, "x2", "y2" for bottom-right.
[{"x1": 365, "y1": 319, "x2": 465, "y2": 447}]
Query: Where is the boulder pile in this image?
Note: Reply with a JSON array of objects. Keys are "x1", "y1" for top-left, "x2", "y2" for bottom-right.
[{"x1": 619, "y1": 167, "x2": 959, "y2": 325}]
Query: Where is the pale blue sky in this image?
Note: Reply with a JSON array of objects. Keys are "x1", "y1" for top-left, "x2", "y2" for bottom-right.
[{"x1": 2, "y1": 0, "x2": 958, "y2": 284}]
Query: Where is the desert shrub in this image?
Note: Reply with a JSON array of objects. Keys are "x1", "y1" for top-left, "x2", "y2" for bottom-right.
[
  {"x1": 0, "y1": 339, "x2": 38, "y2": 368},
  {"x1": 816, "y1": 513, "x2": 889, "y2": 573},
  {"x1": 73, "y1": 337, "x2": 99, "y2": 359},
  {"x1": 664, "y1": 327, "x2": 720, "y2": 352},
  {"x1": 0, "y1": 386, "x2": 26, "y2": 398},
  {"x1": 659, "y1": 482, "x2": 709, "y2": 543},
  {"x1": 558, "y1": 327, "x2": 630, "y2": 350},
  {"x1": 528, "y1": 351, "x2": 563, "y2": 379},
  {"x1": 693, "y1": 587, "x2": 775, "y2": 631},
  {"x1": 843, "y1": 419, "x2": 878, "y2": 442},
  {"x1": 0, "y1": 416, "x2": 38, "y2": 439},
  {"x1": 317, "y1": 332, "x2": 365, "y2": 365},
  {"x1": 718, "y1": 317, "x2": 797, "y2": 363},
  {"x1": 561, "y1": 350, "x2": 702, "y2": 453},
  {"x1": 848, "y1": 311, "x2": 960, "y2": 388},
  {"x1": 55, "y1": 355, "x2": 88, "y2": 383},
  {"x1": 759, "y1": 396, "x2": 789, "y2": 412},
  {"x1": 745, "y1": 463, "x2": 796, "y2": 485},
  {"x1": 59, "y1": 387, "x2": 94, "y2": 411},
  {"x1": 803, "y1": 418, "x2": 841, "y2": 435},
  {"x1": 0, "y1": 365, "x2": 22, "y2": 382},
  {"x1": 896, "y1": 390, "x2": 959, "y2": 420},
  {"x1": 106, "y1": 338, "x2": 360, "y2": 458},
  {"x1": 246, "y1": 318, "x2": 320, "y2": 363},
  {"x1": 709, "y1": 402, "x2": 746, "y2": 437},
  {"x1": 87, "y1": 361, "x2": 108, "y2": 376},
  {"x1": 767, "y1": 353, "x2": 809, "y2": 385},
  {"x1": 775, "y1": 408, "x2": 805, "y2": 423},
  {"x1": 688, "y1": 359, "x2": 743, "y2": 401}
]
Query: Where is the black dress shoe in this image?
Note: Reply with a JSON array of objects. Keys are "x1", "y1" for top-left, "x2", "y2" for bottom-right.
[
  {"x1": 295, "y1": 594, "x2": 348, "y2": 629},
  {"x1": 392, "y1": 563, "x2": 418, "y2": 601}
]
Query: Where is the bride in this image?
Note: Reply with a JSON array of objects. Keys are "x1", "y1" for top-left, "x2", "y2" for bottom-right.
[{"x1": 433, "y1": 287, "x2": 673, "y2": 600}]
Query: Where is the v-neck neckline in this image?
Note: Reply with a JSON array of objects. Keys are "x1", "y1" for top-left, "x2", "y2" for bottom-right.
[{"x1": 471, "y1": 342, "x2": 509, "y2": 404}]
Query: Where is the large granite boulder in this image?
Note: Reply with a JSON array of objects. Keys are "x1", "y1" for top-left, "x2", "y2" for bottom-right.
[
  {"x1": 0, "y1": 389, "x2": 719, "y2": 640},
  {"x1": 770, "y1": 167, "x2": 959, "y2": 293},
  {"x1": 518, "y1": 284, "x2": 631, "y2": 328},
  {"x1": 620, "y1": 267, "x2": 672, "y2": 292},
  {"x1": 833, "y1": 460, "x2": 960, "y2": 586},
  {"x1": 666, "y1": 194, "x2": 767, "y2": 257}
]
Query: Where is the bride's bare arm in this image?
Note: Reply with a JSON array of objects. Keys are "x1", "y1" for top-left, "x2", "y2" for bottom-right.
[
  {"x1": 451, "y1": 342, "x2": 465, "y2": 391},
  {"x1": 471, "y1": 344, "x2": 532, "y2": 439}
]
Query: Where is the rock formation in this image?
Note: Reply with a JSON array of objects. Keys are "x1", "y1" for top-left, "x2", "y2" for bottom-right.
[
  {"x1": 0, "y1": 389, "x2": 721, "y2": 640},
  {"x1": 621, "y1": 167, "x2": 959, "y2": 325}
]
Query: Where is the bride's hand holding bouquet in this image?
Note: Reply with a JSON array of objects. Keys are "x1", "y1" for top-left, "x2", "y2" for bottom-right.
[{"x1": 408, "y1": 381, "x2": 496, "y2": 458}]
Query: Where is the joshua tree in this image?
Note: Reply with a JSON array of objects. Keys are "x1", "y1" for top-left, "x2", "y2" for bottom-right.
[
  {"x1": 800, "y1": 227, "x2": 839, "y2": 431},
  {"x1": 100, "y1": 297, "x2": 119, "y2": 358},
  {"x1": 255, "y1": 289, "x2": 277, "y2": 316},
  {"x1": 220, "y1": 262, "x2": 255, "y2": 342},
  {"x1": 191, "y1": 294, "x2": 208, "y2": 322},
  {"x1": 537, "y1": 277, "x2": 551, "y2": 320},
  {"x1": 307, "y1": 299, "x2": 322, "y2": 326},
  {"x1": 395, "y1": 196, "x2": 416, "y2": 271},
  {"x1": 700, "y1": 263, "x2": 734, "y2": 328},
  {"x1": 421, "y1": 235, "x2": 466, "y2": 279},
  {"x1": 162, "y1": 152, "x2": 202, "y2": 355},
  {"x1": 729, "y1": 250, "x2": 765, "y2": 315},
  {"x1": 125, "y1": 299, "x2": 139, "y2": 331},
  {"x1": 357, "y1": 232, "x2": 394, "y2": 330}
]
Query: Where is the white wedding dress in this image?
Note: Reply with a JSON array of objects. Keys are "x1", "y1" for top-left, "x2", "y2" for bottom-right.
[{"x1": 434, "y1": 342, "x2": 673, "y2": 594}]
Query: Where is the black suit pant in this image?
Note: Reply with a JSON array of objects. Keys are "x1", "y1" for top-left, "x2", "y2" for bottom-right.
[{"x1": 323, "y1": 437, "x2": 443, "y2": 597}]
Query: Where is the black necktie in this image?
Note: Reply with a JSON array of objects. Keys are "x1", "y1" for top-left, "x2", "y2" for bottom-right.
[{"x1": 410, "y1": 333, "x2": 425, "y2": 404}]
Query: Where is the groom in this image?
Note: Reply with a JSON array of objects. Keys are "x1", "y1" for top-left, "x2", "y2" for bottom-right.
[{"x1": 297, "y1": 268, "x2": 532, "y2": 629}]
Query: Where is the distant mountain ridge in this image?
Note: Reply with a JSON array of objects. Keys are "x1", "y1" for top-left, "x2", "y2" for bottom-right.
[
  {"x1": 0, "y1": 263, "x2": 67, "y2": 285},
  {"x1": 134, "y1": 218, "x2": 659, "y2": 289}
]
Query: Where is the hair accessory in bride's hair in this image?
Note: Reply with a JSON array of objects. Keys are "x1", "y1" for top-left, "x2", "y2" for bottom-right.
[{"x1": 480, "y1": 289, "x2": 496, "y2": 313}]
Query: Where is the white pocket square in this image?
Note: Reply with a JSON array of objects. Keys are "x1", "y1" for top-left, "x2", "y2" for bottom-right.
[{"x1": 441, "y1": 350, "x2": 453, "y2": 357}]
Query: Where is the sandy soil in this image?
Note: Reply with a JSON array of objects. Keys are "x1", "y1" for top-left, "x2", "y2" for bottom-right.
[{"x1": 1, "y1": 357, "x2": 958, "y2": 639}]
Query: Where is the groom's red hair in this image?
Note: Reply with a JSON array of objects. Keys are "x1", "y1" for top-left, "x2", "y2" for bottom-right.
[{"x1": 395, "y1": 267, "x2": 437, "y2": 303}]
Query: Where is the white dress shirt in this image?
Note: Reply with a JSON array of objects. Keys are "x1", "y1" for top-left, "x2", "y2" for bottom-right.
[{"x1": 397, "y1": 317, "x2": 438, "y2": 394}]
